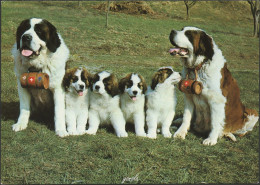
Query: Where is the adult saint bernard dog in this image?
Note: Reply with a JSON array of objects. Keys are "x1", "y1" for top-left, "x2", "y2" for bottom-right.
[
  {"x1": 169, "y1": 26, "x2": 258, "y2": 145},
  {"x1": 12, "y1": 18, "x2": 70, "y2": 137}
]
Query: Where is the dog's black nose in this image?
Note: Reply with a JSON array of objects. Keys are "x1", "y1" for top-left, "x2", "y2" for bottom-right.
[
  {"x1": 95, "y1": 85, "x2": 100, "y2": 90},
  {"x1": 79, "y1": 85, "x2": 84, "y2": 90},
  {"x1": 133, "y1": 91, "x2": 137, "y2": 95},
  {"x1": 22, "y1": 34, "x2": 32, "y2": 42}
]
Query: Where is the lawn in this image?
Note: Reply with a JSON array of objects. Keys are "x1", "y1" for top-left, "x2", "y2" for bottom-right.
[{"x1": 1, "y1": 1, "x2": 259, "y2": 184}]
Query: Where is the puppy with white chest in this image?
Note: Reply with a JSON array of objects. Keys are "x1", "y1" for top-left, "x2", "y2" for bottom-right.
[
  {"x1": 62, "y1": 67, "x2": 91, "y2": 135},
  {"x1": 86, "y1": 71, "x2": 128, "y2": 137},
  {"x1": 146, "y1": 67, "x2": 181, "y2": 139},
  {"x1": 119, "y1": 73, "x2": 147, "y2": 137}
]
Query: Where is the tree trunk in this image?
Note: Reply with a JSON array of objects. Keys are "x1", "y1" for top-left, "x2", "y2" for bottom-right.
[{"x1": 106, "y1": 0, "x2": 110, "y2": 28}]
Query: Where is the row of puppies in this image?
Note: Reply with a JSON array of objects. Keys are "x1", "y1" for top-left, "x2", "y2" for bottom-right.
[{"x1": 62, "y1": 66, "x2": 181, "y2": 138}]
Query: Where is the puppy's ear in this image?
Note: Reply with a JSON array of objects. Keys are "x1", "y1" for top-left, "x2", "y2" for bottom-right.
[
  {"x1": 105, "y1": 74, "x2": 119, "y2": 97},
  {"x1": 139, "y1": 75, "x2": 147, "y2": 94},
  {"x1": 81, "y1": 68, "x2": 92, "y2": 88},
  {"x1": 119, "y1": 77, "x2": 127, "y2": 94},
  {"x1": 62, "y1": 70, "x2": 72, "y2": 91},
  {"x1": 151, "y1": 72, "x2": 160, "y2": 90},
  {"x1": 119, "y1": 73, "x2": 131, "y2": 93}
]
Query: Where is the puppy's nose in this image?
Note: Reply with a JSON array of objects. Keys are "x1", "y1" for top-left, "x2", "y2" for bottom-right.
[
  {"x1": 95, "y1": 85, "x2": 100, "y2": 90},
  {"x1": 22, "y1": 34, "x2": 32, "y2": 42},
  {"x1": 133, "y1": 91, "x2": 137, "y2": 95},
  {"x1": 79, "y1": 85, "x2": 84, "y2": 90}
]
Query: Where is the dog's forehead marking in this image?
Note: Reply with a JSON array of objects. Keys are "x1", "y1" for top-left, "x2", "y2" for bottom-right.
[
  {"x1": 131, "y1": 74, "x2": 141, "y2": 84},
  {"x1": 30, "y1": 18, "x2": 43, "y2": 27},
  {"x1": 98, "y1": 71, "x2": 110, "y2": 80},
  {"x1": 74, "y1": 68, "x2": 83, "y2": 77}
]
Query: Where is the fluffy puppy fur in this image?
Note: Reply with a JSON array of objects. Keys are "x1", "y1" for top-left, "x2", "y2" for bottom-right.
[
  {"x1": 146, "y1": 67, "x2": 181, "y2": 139},
  {"x1": 169, "y1": 26, "x2": 259, "y2": 145},
  {"x1": 12, "y1": 18, "x2": 69, "y2": 137},
  {"x1": 62, "y1": 67, "x2": 91, "y2": 135},
  {"x1": 119, "y1": 73, "x2": 147, "y2": 137},
  {"x1": 86, "y1": 71, "x2": 128, "y2": 137}
]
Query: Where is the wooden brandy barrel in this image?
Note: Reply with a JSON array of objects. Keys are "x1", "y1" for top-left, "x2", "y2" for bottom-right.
[
  {"x1": 20, "y1": 72, "x2": 49, "y2": 89},
  {"x1": 178, "y1": 79, "x2": 203, "y2": 95}
]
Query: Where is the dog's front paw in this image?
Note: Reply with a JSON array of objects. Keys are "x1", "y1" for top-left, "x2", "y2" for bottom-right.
[
  {"x1": 56, "y1": 130, "x2": 69, "y2": 137},
  {"x1": 68, "y1": 129, "x2": 78, "y2": 136},
  {"x1": 12, "y1": 123, "x2": 27, "y2": 132},
  {"x1": 76, "y1": 130, "x2": 87, "y2": 135},
  {"x1": 136, "y1": 132, "x2": 147, "y2": 137},
  {"x1": 173, "y1": 128, "x2": 187, "y2": 139},
  {"x1": 202, "y1": 137, "x2": 218, "y2": 146},
  {"x1": 162, "y1": 132, "x2": 172, "y2": 138},
  {"x1": 117, "y1": 131, "x2": 128, "y2": 138},
  {"x1": 85, "y1": 129, "x2": 97, "y2": 135},
  {"x1": 147, "y1": 133, "x2": 157, "y2": 139}
]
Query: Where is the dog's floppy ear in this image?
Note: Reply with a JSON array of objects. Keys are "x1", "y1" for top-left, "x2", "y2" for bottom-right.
[
  {"x1": 139, "y1": 75, "x2": 147, "y2": 94},
  {"x1": 104, "y1": 74, "x2": 119, "y2": 97},
  {"x1": 119, "y1": 73, "x2": 132, "y2": 93},
  {"x1": 62, "y1": 68, "x2": 78, "y2": 91},
  {"x1": 151, "y1": 72, "x2": 160, "y2": 90},
  {"x1": 185, "y1": 30, "x2": 214, "y2": 60},
  {"x1": 119, "y1": 77, "x2": 128, "y2": 94},
  {"x1": 43, "y1": 20, "x2": 61, "y2": 53},
  {"x1": 16, "y1": 19, "x2": 31, "y2": 50},
  {"x1": 81, "y1": 68, "x2": 92, "y2": 88}
]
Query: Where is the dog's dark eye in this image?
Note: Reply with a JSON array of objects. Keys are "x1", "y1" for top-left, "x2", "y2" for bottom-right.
[
  {"x1": 138, "y1": 83, "x2": 142, "y2": 89},
  {"x1": 127, "y1": 80, "x2": 133, "y2": 88},
  {"x1": 72, "y1": 76, "x2": 78, "y2": 83}
]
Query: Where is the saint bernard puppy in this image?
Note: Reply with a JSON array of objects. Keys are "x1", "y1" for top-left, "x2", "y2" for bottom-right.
[
  {"x1": 12, "y1": 18, "x2": 70, "y2": 137},
  {"x1": 86, "y1": 71, "x2": 128, "y2": 137},
  {"x1": 62, "y1": 67, "x2": 91, "y2": 135},
  {"x1": 146, "y1": 67, "x2": 181, "y2": 139},
  {"x1": 119, "y1": 73, "x2": 147, "y2": 137},
  {"x1": 169, "y1": 26, "x2": 259, "y2": 145}
]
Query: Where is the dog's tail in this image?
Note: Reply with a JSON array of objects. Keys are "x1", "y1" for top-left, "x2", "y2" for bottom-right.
[{"x1": 235, "y1": 108, "x2": 259, "y2": 137}]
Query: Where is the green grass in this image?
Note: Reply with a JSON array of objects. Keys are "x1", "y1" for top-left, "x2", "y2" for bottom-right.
[{"x1": 1, "y1": 1, "x2": 259, "y2": 184}]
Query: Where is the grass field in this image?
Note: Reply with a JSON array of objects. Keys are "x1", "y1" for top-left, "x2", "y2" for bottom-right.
[{"x1": 1, "y1": 1, "x2": 259, "y2": 184}]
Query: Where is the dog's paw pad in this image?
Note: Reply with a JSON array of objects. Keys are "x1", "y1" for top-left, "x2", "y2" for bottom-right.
[{"x1": 12, "y1": 123, "x2": 27, "y2": 132}]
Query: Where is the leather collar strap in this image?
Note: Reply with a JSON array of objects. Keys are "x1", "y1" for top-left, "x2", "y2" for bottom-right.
[{"x1": 28, "y1": 67, "x2": 42, "y2": 73}]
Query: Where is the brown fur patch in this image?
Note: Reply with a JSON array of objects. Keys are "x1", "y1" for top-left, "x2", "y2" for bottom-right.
[
  {"x1": 151, "y1": 68, "x2": 173, "y2": 90},
  {"x1": 103, "y1": 73, "x2": 119, "y2": 97},
  {"x1": 184, "y1": 30, "x2": 214, "y2": 60},
  {"x1": 221, "y1": 63, "x2": 258, "y2": 133}
]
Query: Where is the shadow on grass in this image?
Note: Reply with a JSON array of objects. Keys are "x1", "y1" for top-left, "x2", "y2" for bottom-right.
[{"x1": 1, "y1": 101, "x2": 55, "y2": 130}]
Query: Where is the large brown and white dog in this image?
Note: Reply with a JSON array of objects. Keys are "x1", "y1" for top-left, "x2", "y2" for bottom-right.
[
  {"x1": 12, "y1": 18, "x2": 70, "y2": 137},
  {"x1": 86, "y1": 71, "x2": 128, "y2": 137},
  {"x1": 169, "y1": 26, "x2": 259, "y2": 145},
  {"x1": 119, "y1": 73, "x2": 147, "y2": 137},
  {"x1": 62, "y1": 67, "x2": 91, "y2": 135}
]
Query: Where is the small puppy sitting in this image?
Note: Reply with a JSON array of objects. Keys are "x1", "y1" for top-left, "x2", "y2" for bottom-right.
[
  {"x1": 146, "y1": 67, "x2": 181, "y2": 139},
  {"x1": 86, "y1": 71, "x2": 128, "y2": 137},
  {"x1": 119, "y1": 73, "x2": 147, "y2": 137},
  {"x1": 62, "y1": 67, "x2": 91, "y2": 135}
]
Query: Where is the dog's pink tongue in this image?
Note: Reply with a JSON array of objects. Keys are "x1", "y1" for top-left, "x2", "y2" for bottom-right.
[
  {"x1": 78, "y1": 91, "x2": 83, "y2": 96},
  {"x1": 169, "y1": 48, "x2": 180, "y2": 54},
  {"x1": 22, "y1": 49, "x2": 33, "y2": 57},
  {"x1": 132, "y1": 97, "x2": 137, "y2": 101}
]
